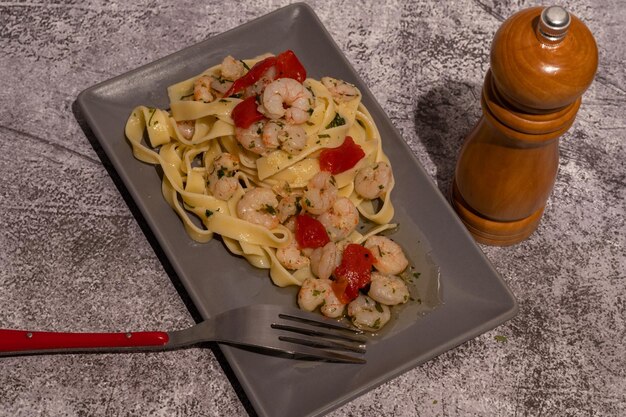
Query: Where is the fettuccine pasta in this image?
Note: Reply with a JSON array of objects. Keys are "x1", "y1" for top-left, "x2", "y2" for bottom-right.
[{"x1": 125, "y1": 51, "x2": 409, "y2": 331}]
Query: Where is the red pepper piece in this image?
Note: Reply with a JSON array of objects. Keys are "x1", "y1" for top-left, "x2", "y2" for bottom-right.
[
  {"x1": 224, "y1": 56, "x2": 277, "y2": 97},
  {"x1": 231, "y1": 96, "x2": 265, "y2": 129},
  {"x1": 294, "y1": 214, "x2": 330, "y2": 249},
  {"x1": 332, "y1": 243, "x2": 375, "y2": 303},
  {"x1": 275, "y1": 50, "x2": 307, "y2": 83},
  {"x1": 224, "y1": 50, "x2": 306, "y2": 97},
  {"x1": 319, "y1": 136, "x2": 366, "y2": 175}
]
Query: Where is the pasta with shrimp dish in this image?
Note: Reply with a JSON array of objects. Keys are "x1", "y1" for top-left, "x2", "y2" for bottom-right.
[{"x1": 125, "y1": 50, "x2": 414, "y2": 331}]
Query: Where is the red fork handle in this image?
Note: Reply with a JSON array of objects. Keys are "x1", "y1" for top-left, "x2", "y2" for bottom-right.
[{"x1": 0, "y1": 329, "x2": 169, "y2": 354}]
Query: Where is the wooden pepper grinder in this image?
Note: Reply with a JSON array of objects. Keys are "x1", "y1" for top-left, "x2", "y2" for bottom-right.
[{"x1": 451, "y1": 6, "x2": 598, "y2": 245}]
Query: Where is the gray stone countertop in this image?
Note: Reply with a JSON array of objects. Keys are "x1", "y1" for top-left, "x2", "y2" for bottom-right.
[{"x1": 1, "y1": 1, "x2": 624, "y2": 416}]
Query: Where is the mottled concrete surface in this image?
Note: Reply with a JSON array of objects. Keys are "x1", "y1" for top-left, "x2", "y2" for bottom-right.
[{"x1": 0, "y1": 1, "x2": 624, "y2": 416}]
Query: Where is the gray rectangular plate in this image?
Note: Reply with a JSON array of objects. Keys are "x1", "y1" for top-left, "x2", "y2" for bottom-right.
[{"x1": 76, "y1": 3, "x2": 518, "y2": 417}]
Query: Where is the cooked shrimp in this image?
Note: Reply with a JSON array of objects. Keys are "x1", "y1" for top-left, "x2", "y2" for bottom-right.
[
  {"x1": 297, "y1": 277, "x2": 345, "y2": 318},
  {"x1": 303, "y1": 171, "x2": 338, "y2": 215},
  {"x1": 262, "y1": 120, "x2": 307, "y2": 155},
  {"x1": 208, "y1": 152, "x2": 238, "y2": 175},
  {"x1": 317, "y1": 197, "x2": 359, "y2": 242},
  {"x1": 283, "y1": 216, "x2": 296, "y2": 233},
  {"x1": 211, "y1": 177, "x2": 239, "y2": 202},
  {"x1": 276, "y1": 192, "x2": 302, "y2": 223},
  {"x1": 334, "y1": 238, "x2": 351, "y2": 259},
  {"x1": 193, "y1": 75, "x2": 215, "y2": 103},
  {"x1": 260, "y1": 78, "x2": 313, "y2": 124},
  {"x1": 354, "y1": 161, "x2": 393, "y2": 200},
  {"x1": 297, "y1": 277, "x2": 329, "y2": 311},
  {"x1": 244, "y1": 66, "x2": 276, "y2": 98},
  {"x1": 320, "y1": 286, "x2": 346, "y2": 318},
  {"x1": 210, "y1": 76, "x2": 233, "y2": 95},
  {"x1": 261, "y1": 120, "x2": 284, "y2": 149},
  {"x1": 276, "y1": 239, "x2": 310, "y2": 270},
  {"x1": 236, "y1": 187, "x2": 279, "y2": 229},
  {"x1": 205, "y1": 56, "x2": 244, "y2": 95},
  {"x1": 207, "y1": 153, "x2": 239, "y2": 201},
  {"x1": 235, "y1": 121, "x2": 268, "y2": 155},
  {"x1": 321, "y1": 77, "x2": 360, "y2": 103},
  {"x1": 368, "y1": 272, "x2": 410, "y2": 306},
  {"x1": 364, "y1": 235, "x2": 409, "y2": 275},
  {"x1": 176, "y1": 120, "x2": 195, "y2": 140},
  {"x1": 347, "y1": 294, "x2": 391, "y2": 331},
  {"x1": 272, "y1": 180, "x2": 293, "y2": 198},
  {"x1": 220, "y1": 55, "x2": 245, "y2": 80},
  {"x1": 309, "y1": 241, "x2": 340, "y2": 280}
]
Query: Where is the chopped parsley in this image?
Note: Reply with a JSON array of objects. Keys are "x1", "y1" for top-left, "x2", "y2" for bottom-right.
[
  {"x1": 294, "y1": 196, "x2": 303, "y2": 214},
  {"x1": 240, "y1": 60, "x2": 250, "y2": 70},
  {"x1": 147, "y1": 107, "x2": 157, "y2": 126},
  {"x1": 374, "y1": 302, "x2": 384, "y2": 313},
  {"x1": 205, "y1": 209, "x2": 213, "y2": 218},
  {"x1": 259, "y1": 204, "x2": 277, "y2": 215},
  {"x1": 317, "y1": 134, "x2": 330, "y2": 138},
  {"x1": 494, "y1": 335, "x2": 508, "y2": 343},
  {"x1": 326, "y1": 113, "x2": 346, "y2": 129}
]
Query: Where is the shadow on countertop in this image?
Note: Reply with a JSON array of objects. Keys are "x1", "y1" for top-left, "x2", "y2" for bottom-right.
[
  {"x1": 71, "y1": 100, "x2": 259, "y2": 417},
  {"x1": 413, "y1": 79, "x2": 481, "y2": 196}
]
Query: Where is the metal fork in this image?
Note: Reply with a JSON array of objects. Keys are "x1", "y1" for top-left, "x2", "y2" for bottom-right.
[{"x1": 0, "y1": 304, "x2": 366, "y2": 364}]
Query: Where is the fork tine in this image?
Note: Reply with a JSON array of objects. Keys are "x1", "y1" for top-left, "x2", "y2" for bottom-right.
[
  {"x1": 209, "y1": 304, "x2": 367, "y2": 363},
  {"x1": 278, "y1": 312, "x2": 361, "y2": 333},
  {"x1": 281, "y1": 344, "x2": 366, "y2": 364},
  {"x1": 272, "y1": 308, "x2": 367, "y2": 363},
  {"x1": 278, "y1": 335, "x2": 366, "y2": 354},
  {"x1": 271, "y1": 323, "x2": 366, "y2": 344}
]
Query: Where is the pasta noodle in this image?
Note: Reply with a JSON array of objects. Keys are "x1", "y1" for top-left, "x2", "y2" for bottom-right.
[{"x1": 125, "y1": 51, "x2": 407, "y2": 330}]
